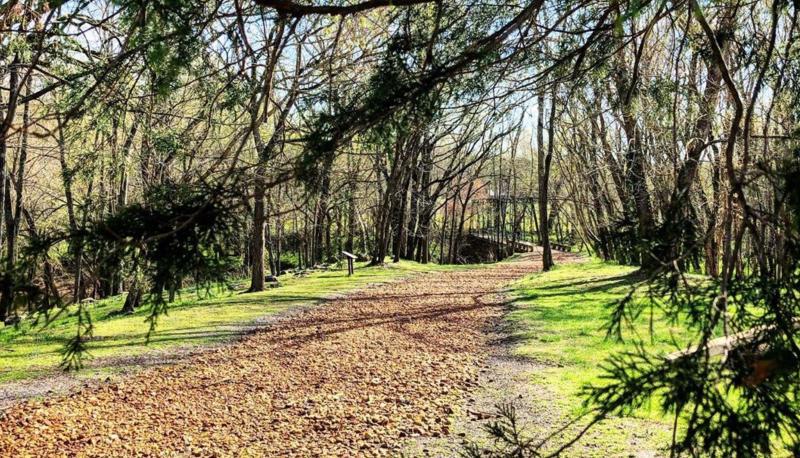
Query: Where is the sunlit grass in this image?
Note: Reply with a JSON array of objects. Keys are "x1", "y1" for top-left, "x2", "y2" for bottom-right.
[{"x1": 507, "y1": 258, "x2": 693, "y2": 455}]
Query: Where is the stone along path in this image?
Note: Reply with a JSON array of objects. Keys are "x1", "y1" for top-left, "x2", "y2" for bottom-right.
[{"x1": 0, "y1": 253, "x2": 566, "y2": 457}]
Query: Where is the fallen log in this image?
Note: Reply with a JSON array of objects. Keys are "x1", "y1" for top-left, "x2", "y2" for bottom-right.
[
  {"x1": 666, "y1": 321, "x2": 799, "y2": 387},
  {"x1": 666, "y1": 320, "x2": 800, "y2": 362}
]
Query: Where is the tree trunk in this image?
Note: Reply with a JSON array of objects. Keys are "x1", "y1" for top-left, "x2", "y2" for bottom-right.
[
  {"x1": 439, "y1": 197, "x2": 448, "y2": 264},
  {"x1": 612, "y1": 45, "x2": 656, "y2": 268},
  {"x1": 122, "y1": 286, "x2": 142, "y2": 314},
  {"x1": 453, "y1": 181, "x2": 474, "y2": 263},
  {"x1": 659, "y1": 8, "x2": 736, "y2": 269},
  {"x1": 250, "y1": 164, "x2": 267, "y2": 291},
  {"x1": 246, "y1": 17, "x2": 290, "y2": 290},
  {"x1": 405, "y1": 166, "x2": 421, "y2": 260},
  {"x1": 346, "y1": 177, "x2": 356, "y2": 254},
  {"x1": 391, "y1": 168, "x2": 411, "y2": 263},
  {"x1": 414, "y1": 145, "x2": 433, "y2": 263},
  {"x1": 313, "y1": 168, "x2": 332, "y2": 265},
  {"x1": 537, "y1": 92, "x2": 554, "y2": 271}
]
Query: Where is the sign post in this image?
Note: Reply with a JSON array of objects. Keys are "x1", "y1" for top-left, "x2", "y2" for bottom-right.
[{"x1": 341, "y1": 251, "x2": 357, "y2": 276}]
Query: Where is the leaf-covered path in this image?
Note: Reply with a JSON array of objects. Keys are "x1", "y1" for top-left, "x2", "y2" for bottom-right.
[{"x1": 0, "y1": 253, "x2": 563, "y2": 457}]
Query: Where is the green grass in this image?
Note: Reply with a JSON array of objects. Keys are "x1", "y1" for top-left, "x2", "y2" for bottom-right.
[
  {"x1": 507, "y1": 258, "x2": 694, "y2": 455},
  {"x1": 0, "y1": 260, "x2": 464, "y2": 384}
]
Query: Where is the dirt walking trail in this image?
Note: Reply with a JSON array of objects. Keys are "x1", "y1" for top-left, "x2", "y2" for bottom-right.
[{"x1": 0, "y1": 252, "x2": 574, "y2": 457}]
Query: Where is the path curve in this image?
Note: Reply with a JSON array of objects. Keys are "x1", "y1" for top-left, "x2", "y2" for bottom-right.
[{"x1": 0, "y1": 252, "x2": 569, "y2": 457}]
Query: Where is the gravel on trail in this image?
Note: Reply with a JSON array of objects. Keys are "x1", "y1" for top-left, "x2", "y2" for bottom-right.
[{"x1": 0, "y1": 252, "x2": 570, "y2": 457}]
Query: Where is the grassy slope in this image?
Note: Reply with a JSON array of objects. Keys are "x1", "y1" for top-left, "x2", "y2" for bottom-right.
[
  {"x1": 508, "y1": 258, "x2": 694, "y2": 456},
  {"x1": 0, "y1": 260, "x2": 465, "y2": 384}
]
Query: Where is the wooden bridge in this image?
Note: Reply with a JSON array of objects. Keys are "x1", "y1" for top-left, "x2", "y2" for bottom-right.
[
  {"x1": 469, "y1": 230, "x2": 573, "y2": 254},
  {"x1": 469, "y1": 231, "x2": 537, "y2": 253}
]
